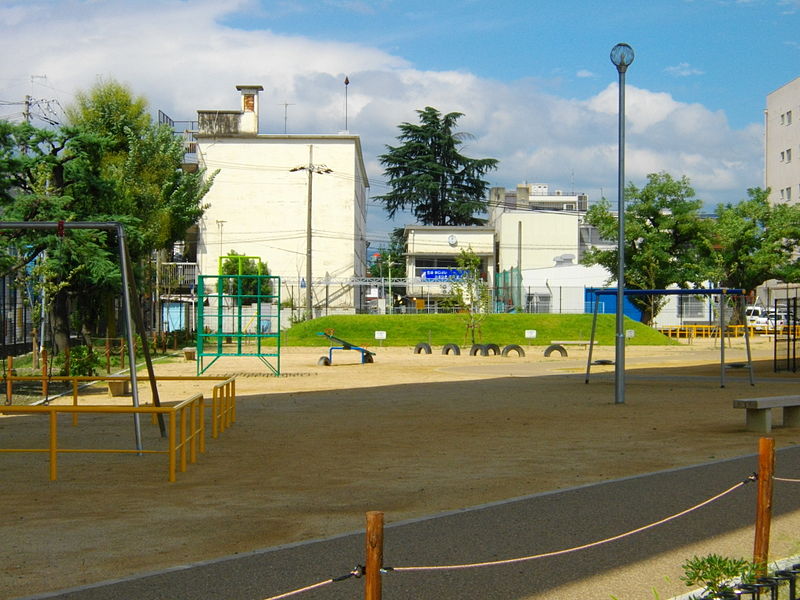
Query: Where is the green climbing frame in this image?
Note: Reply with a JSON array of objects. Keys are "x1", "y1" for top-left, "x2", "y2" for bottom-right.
[{"x1": 196, "y1": 272, "x2": 281, "y2": 375}]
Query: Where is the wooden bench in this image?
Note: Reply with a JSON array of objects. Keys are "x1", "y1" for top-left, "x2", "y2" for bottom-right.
[
  {"x1": 551, "y1": 340, "x2": 594, "y2": 348},
  {"x1": 733, "y1": 396, "x2": 800, "y2": 433},
  {"x1": 545, "y1": 340, "x2": 594, "y2": 357}
]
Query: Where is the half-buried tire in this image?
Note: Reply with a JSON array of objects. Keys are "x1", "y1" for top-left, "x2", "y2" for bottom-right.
[{"x1": 501, "y1": 344, "x2": 525, "y2": 357}]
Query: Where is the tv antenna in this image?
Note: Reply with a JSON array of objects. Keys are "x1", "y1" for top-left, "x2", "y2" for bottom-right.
[{"x1": 278, "y1": 102, "x2": 295, "y2": 134}]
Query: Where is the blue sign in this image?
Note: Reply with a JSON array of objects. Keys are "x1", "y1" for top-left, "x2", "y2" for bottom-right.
[{"x1": 420, "y1": 268, "x2": 465, "y2": 281}]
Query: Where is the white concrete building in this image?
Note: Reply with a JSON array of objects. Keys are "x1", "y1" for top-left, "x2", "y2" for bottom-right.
[
  {"x1": 488, "y1": 183, "x2": 600, "y2": 272},
  {"x1": 195, "y1": 85, "x2": 370, "y2": 318},
  {"x1": 489, "y1": 183, "x2": 588, "y2": 214},
  {"x1": 765, "y1": 77, "x2": 800, "y2": 205},
  {"x1": 492, "y1": 210, "x2": 582, "y2": 272},
  {"x1": 402, "y1": 226, "x2": 495, "y2": 308}
]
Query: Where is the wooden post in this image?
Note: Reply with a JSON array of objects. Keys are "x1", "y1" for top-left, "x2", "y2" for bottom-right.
[
  {"x1": 105, "y1": 338, "x2": 111, "y2": 373},
  {"x1": 365, "y1": 511, "x2": 384, "y2": 600},
  {"x1": 6, "y1": 356, "x2": 12, "y2": 405},
  {"x1": 753, "y1": 436, "x2": 774, "y2": 574}
]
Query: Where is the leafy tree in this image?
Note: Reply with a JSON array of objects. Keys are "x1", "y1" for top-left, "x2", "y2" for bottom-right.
[
  {"x1": 705, "y1": 187, "x2": 800, "y2": 319},
  {"x1": 582, "y1": 172, "x2": 711, "y2": 325},
  {"x1": 65, "y1": 78, "x2": 150, "y2": 157},
  {"x1": 446, "y1": 247, "x2": 490, "y2": 344},
  {"x1": 220, "y1": 251, "x2": 271, "y2": 303},
  {"x1": 0, "y1": 80, "x2": 214, "y2": 353},
  {"x1": 0, "y1": 120, "x2": 120, "y2": 351},
  {"x1": 368, "y1": 228, "x2": 406, "y2": 307},
  {"x1": 377, "y1": 107, "x2": 498, "y2": 226}
]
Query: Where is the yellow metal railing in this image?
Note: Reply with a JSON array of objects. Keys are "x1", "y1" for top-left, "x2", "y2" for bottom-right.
[
  {"x1": 0, "y1": 393, "x2": 205, "y2": 482},
  {"x1": 211, "y1": 377, "x2": 236, "y2": 439},
  {"x1": 657, "y1": 324, "x2": 800, "y2": 339}
]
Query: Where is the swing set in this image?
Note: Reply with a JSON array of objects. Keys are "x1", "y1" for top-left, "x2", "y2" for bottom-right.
[{"x1": 0, "y1": 221, "x2": 162, "y2": 452}]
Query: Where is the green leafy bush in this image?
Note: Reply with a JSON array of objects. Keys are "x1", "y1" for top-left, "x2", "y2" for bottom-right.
[
  {"x1": 66, "y1": 345, "x2": 102, "y2": 376},
  {"x1": 681, "y1": 554, "x2": 755, "y2": 598}
]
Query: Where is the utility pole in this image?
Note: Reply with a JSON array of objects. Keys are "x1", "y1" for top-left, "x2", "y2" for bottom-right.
[
  {"x1": 23, "y1": 95, "x2": 32, "y2": 124},
  {"x1": 291, "y1": 146, "x2": 332, "y2": 320}
]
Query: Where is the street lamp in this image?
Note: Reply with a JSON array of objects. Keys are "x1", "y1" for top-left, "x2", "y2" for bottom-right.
[{"x1": 610, "y1": 42, "x2": 634, "y2": 405}]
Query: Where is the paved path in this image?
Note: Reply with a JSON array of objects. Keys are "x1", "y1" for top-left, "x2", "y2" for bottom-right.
[{"x1": 17, "y1": 447, "x2": 800, "y2": 600}]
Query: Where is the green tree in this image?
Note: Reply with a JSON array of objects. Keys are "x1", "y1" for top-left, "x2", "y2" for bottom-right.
[
  {"x1": 377, "y1": 107, "x2": 498, "y2": 226},
  {"x1": 0, "y1": 80, "x2": 214, "y2": 353},
  {"x1": 705, "y1": 187, "x2": 800, "y2": 319},
  {"x1": 368, "y1": 228, "x2": 406, "y2": 307},
  {"x1": 0, "y1": 120, "x2": 119, "y2": 351},
  {"x1": 65, "y1": 78, "x2": 150, "y2": 157},
  {"x1": 447, "y1": 247, "x2": 490, "y2": 344},
  {"x1": 582, "y1": 172, "x2": 711, "y2": 325},
  {"x1": 220, "y1": 251, "x2": 271, "y2": 303}
]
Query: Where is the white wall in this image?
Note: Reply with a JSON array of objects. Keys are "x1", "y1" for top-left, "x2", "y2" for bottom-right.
[
  {"x1": 196, "y1": 135, "x2": 368, "y2": 312},
  {"x1": 766, "y1": 77, "x2": 800, "y2": 205},
  {"x1": 495, "y1": 211, "x2": 581, "y2": 271}
]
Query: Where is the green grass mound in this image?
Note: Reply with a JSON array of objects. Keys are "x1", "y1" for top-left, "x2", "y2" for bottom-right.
[{"x1": 282, "y1": 313, "x2": 677, "y2": 348}]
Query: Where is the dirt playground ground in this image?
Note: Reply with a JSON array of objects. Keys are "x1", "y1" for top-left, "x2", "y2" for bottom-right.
[{"x1": 3, "y1": 336, "x2": 800, "y2": 599}]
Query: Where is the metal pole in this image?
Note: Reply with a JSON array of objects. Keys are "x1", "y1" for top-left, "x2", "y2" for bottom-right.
[
  {"x1": 720, "y1": 292, "x2": 726, "y2": 388},
  {"x1": 116, "y1": 225, "x2": 144, "y2": 452},
  {"x1": 305, "y1": 145, "x2": 313, "y2": 320},
  {"x1": 615, "y1": 65, "x2": 627, "y2": 405}
]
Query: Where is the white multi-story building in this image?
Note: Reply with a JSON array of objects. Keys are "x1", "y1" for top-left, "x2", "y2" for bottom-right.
[
  {"x1": 402, "y1": 226, "x2": 495, "y2": 309},
  {"x1": 765, "y1": 77, "x2": 800, "y2": 205},
  {"x1": 489, "y1": 183, "x2": 588, "y2": 215},
  {"x1": 488, "y1": 183, "x2": 594, "y2": 271},
  {"x1": 195, "y1": 85, "x2": 370, "y2": 318}
]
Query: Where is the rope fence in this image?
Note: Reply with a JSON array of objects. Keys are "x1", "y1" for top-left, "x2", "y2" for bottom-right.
[
  {"x1": 386, "y1": 477, "x2": 753, "y2": 574},
  {"x1": 260, "y1": 450, "x2": 800, "y2": 600}
]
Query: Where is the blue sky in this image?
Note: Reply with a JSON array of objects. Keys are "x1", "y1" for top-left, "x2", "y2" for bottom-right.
[
  {"x1": 0, "y1": 0, "x2": 798, "y2": 245},
  {"x1": 220, "y1": 0, "x2": 799, "y2": 129}
]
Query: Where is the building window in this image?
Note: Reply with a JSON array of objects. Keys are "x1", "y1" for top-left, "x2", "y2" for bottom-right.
[
  {"x1": 678, "y1": 296, "x2": 705, "y2": 319},
  {"x1": 787, "y1": 148, "x2": 793, "y2": 162},
  {"x1": 781, "y1": 151, "x2": 786, "y2": 162},
  {"x1": 788, "y1": 111, "x2": 793, "y2": 125},
  {"x1": 787, "y1": 187, "x2": 793, "y2": 202}
]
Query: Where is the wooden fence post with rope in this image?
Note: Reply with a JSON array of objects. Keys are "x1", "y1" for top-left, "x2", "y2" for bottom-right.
[
  {"x1": 365, "y1": 511, "x2": 384, "y2": 600},
  {"x1": 753, "y1": 436, "x2": 774, "y2": 574}
]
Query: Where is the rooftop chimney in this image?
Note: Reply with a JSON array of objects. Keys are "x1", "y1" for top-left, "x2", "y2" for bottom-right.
[{"x1": 236, "y1": 85, "x2": 263, "y2": 134}]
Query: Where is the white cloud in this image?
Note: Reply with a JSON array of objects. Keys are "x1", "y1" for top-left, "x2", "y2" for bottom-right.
[
  {"x1": 576, "y1": 69, "x2": 597, "y2": 79},
  {"x1": 664, "y1": 62, "x2": 705, "y2": 77},
  {"x1": 0, "y1": 0, "x2": 762, "y2": 234}
]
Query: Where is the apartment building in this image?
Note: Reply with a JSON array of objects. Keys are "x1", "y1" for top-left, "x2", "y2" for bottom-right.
[
  {"x1": 194, "y1": 85, "x2": 370, "y2": 318},
  {"x1": 765, "y1": 77, "x2": 800, "y2": 205}
]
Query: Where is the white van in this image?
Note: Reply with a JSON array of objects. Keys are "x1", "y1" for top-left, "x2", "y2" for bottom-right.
[{"x1": 745, "y1": 305, "x2": 765, "y2": 326}]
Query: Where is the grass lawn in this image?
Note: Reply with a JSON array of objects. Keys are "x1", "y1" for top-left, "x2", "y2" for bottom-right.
[{"x1": 281, "y1": 313, "x2": 676, "y2": 347}]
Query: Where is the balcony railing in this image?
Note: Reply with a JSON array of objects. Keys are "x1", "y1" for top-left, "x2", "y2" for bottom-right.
[{"x1": 159, "y1": 262, "x2": 198, "y2": 293}]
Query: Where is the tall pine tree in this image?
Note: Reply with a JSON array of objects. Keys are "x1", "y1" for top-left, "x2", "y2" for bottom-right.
[{"x1": 377, "y1": 107, "x2": 497, "y2": 226}]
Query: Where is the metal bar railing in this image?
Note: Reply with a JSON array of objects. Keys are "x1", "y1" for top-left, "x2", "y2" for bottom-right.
[
  {"x1": 0, "y1": 393, "x2": 205, "y2": 482},
  {"x1": 211, "y1": 377, "x2": 236, "y2": 439}
]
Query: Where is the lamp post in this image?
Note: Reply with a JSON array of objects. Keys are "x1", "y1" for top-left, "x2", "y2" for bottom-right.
[{"x1": 610, "y1": 42, "x2": 634, "y2": 405}]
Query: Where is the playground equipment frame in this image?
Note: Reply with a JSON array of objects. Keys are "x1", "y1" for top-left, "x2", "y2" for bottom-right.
[{"x1": 0, "y1": 221, "x2": 162, "y2": 451}]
